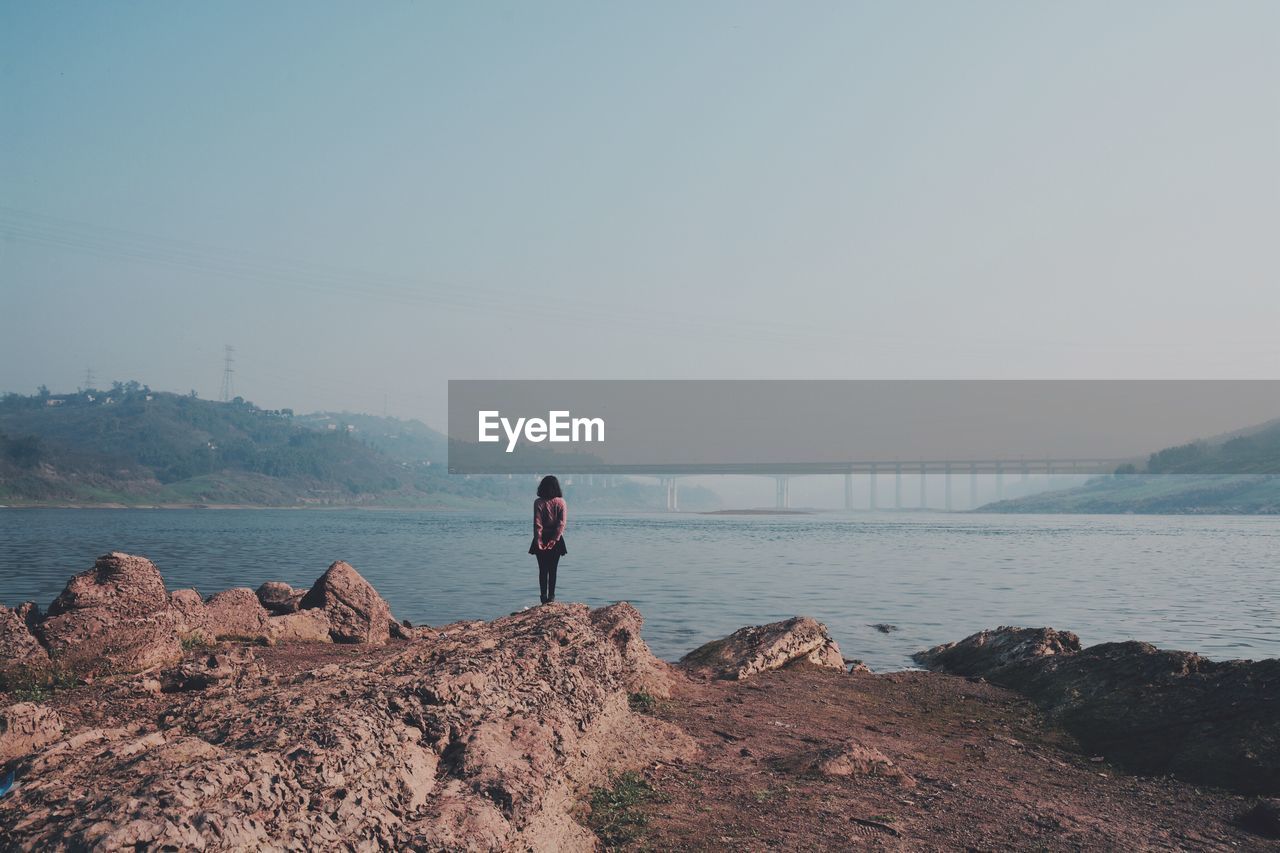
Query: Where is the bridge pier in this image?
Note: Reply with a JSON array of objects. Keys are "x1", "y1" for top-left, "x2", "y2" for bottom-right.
[
  {"x1": 969, "y1": 463, "x2": 978, "y2": 508},
  {"x1": 919, "y1": 463, "x2": 927, "y2": 509},
  {"x1": 868, "y1": 464, "x2": 878, "y2": 510},
  {"x1": 775, "y1": 476, "x2": 791, "y2": 509},
  {"x1": 662, "y1": 477, "x2": 680, "y2": 512},
  {"x1": 944, "y1": 463, "x2": 953, "y2": 511},
  {"x1": 844, "y1": 472, "x2": 853, "y2": 510},
  {"x1": 894, "y1": 463, "x2": 902, "y2": 510},
  {"x1": 996, "y1": 463, "x2": 1004, "y2": 501}
]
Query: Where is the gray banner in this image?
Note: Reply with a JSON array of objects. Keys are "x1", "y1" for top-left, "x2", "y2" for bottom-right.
[{"x1": 447, "y1": 380, "x2": 1280, "y2": 475}]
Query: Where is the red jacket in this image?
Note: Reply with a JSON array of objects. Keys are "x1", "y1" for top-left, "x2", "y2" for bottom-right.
[{"x1": 533, "y1": 496, "x2": 567, "y2": 550}]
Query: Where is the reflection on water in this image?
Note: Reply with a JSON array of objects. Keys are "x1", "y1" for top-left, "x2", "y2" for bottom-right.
[{"x1": 1, "y1": 509, "x2": 1277, "y2": 670}]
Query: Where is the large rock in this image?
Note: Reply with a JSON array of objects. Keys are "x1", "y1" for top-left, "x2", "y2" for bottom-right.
[
  {"x1": 45, "y1": 552, "x2": 170, "y2": 619},
  {"x1": 299, "y1": 560, "x2": 394, "y2": 645},
  {"x1": 37, "y1": 553, "x2": 182, "y2": 677},
  {"x1": 914, "y1": 627, "x2": 1280, "y2": 794},
  {"x1": 173, "y1": 587, "x2": 318, "y2": 645},
  {"x1": 201, "y1": 588, "x2": 271, "y2": 641},
  {"x1": 589, "y1": 601, "x2": 676, "y2": 697},
  {"x1": 0, "y1": 702, "x2": 65, "y2": 763},
  {"x1": 912, "y1": 626, "x2": 1080, "y2": 677},
  {"x1": 256, "y1": 581, "x2": 304, "y2": 615},
  {"x1": 265, "y1": 609, "x2": 333, "y2": 644},
  {"x1": 0, "y1": 603, "x2": 49, "y2": 688},
  {"x1": 679, "y1": 616, "x2": 845, "y2": 680},
  {"x1": 167, "y1": 588, "x2": 207, "y2": 639},
  {"x1": 0, "y1": 603, "x2": 697, "y2": 850}
]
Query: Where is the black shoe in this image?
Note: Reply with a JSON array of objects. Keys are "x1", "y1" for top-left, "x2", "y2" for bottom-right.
[{"x1": 540, "y1": 596, "x2": 548, "y2": 604}]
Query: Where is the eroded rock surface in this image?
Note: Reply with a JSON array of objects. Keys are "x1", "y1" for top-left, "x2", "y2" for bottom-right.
[
  {"x1": 775, "y1": 740, "x2": 915, "y2": 787},
  {"x1": 159, "y1": 646, "x2": 268, "y2": 693},
  {"x1": 265, "y1": 608, "x2": 333, "y2": 644},
  {"x1": 6, "y1": 555, "x2": 405, "y2": 688},
  {"x1": 201, "y1": 588, "x2": 271, "y2": 641},
  {"x1": 915, "y1": 627, "x2": 1280, "y2": 794},
  {"x1": 589, "y1": 601, "x2": 674, "y2": 697},
  {"x1": 0, "y1": 702, "x2": 65, "y2": 763},
  {"x1": 0, "y1": 604, "x2": 48, "y2": 688},
  {"x1": 912, "y1": 626, "x2": 1080, "y2": 676},
  {"x1": 0, "y1": 602, "x2": 696, "y2": 851},
  {"x1": 256, "y1": 581, "x2": 305, "y2": 615},
  {"x1": 299, "y1": 560, "x2": 394, "y2": 645},
  {"x1": 36, "y1": 553, "x2": 183, "y2": 678},
  {"x1": 679, "y1": 616, "x2": 845, "y2": 680}
]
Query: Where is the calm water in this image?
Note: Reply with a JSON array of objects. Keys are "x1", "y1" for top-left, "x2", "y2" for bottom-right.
[{"x1": 1, "y1": 509, "x2": 1276, "y2": 671}]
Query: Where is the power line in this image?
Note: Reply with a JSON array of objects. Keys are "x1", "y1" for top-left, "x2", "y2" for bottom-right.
[
  {"x1": 82, "y1": 367, "x2": 95, "y2": 390},
  {"x1": 220, "y1": 345, "x2": 236, "y2": 402}
]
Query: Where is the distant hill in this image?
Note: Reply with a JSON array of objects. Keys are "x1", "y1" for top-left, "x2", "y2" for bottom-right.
[
  {"x1": 0, "y1": 385, "x2": 718, "y2": 510},
  {"x1": 0, "y1": 385, "x2": 519, "y2": 507},
  {"x1": 979, "y1": 417, "x2": 1280, "y2": 514},
  {"x1": 294, "y1": 411, "x2": 448, "y2": 464}
]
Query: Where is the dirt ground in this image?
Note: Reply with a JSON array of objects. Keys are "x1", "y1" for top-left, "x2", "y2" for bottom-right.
[
  {"x1": 615, "y1": 665, "x2": 1272, "y2": 852},
  {"x1": 20, "y1": 644, "x2": 1276, "y2": 851}
]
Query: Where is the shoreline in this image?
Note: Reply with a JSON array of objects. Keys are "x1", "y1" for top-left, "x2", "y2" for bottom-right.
[{"x1": 2, "y1": 553, "x2": 1278, "y2": 848}]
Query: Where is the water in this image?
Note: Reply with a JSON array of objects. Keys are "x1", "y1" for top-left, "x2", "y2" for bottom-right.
[{"x1": 1, "y1": 508, "x2": 1276, "y2": 671}]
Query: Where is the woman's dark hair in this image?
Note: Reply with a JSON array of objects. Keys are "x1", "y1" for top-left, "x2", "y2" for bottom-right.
[{"x1": 537, "y1": 475, "x2": 562, "y2": 500}]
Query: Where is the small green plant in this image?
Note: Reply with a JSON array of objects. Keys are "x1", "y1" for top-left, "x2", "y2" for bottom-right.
[
  {"x1": 12, "y1": 682, "x2": 51, "y2": 703},
  {"x1": 628, "y1": 691, "x2": 661, "y2": 715},
  {"x1": 2, "y1": 661, "x2": 78, "y2": 703},
  {"x1": 181, "y1": 632, "x2": 213, "y2": 651},
  {"x1": 588, "y1": 771, "x2": 664, "y2": 847}
]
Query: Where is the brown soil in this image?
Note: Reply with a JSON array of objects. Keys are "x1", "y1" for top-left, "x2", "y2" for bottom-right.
[
  {"x1": 16, "y1": 643, "x2": 1272, "y2": 850},
  {"x1": 622, "y1": 665, "x2": 1267, "y2": 851}
]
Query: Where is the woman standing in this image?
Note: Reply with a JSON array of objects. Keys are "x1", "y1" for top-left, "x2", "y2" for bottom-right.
[{"x1": 529, "y1": 475, "x2": 567, "y2": 604}]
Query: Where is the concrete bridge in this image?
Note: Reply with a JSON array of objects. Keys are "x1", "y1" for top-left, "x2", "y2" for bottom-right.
[{"x1": 548, "y1": 458, "x2": 1127, "y2": 511}]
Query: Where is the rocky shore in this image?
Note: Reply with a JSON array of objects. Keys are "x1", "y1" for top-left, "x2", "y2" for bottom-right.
[{"x1": 1, "y1": 554, "x2": 1278, "y2": 850}]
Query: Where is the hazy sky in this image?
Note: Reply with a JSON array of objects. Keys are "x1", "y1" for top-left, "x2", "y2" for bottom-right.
[{"x1": 3, "y1": 2, "x2": 1277, "y2": 428}]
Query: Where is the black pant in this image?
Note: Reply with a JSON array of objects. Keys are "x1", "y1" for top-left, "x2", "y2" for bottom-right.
[{"x1": 536, "y1": 551, "x2": 560, "y2": 602}]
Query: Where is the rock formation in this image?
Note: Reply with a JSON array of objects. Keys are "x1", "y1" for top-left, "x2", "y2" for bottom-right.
[
  {"x1": 589, "y1": 601, "x2": 674, "y2": 697},
  {"x1": 4, "y1": 554, "x2": 411, "y2": 690},
  {"x1": 915, "y1": 627, "x2": 1280, "y2": 794},
  {"x1": 0, "y1": 600, "x2": 696, "y2": 850},
  {"x1": 298, "y1": 560, "x2": 394, "y2": 645},
  {"x1": 36, "y1": 552, "x2": 183, "y2": 678},
  {"x1": 0, "y1": 604, "x2": 48, "y2": 688},
  {"x1": 265, "y1": 608, "x2": 333, "y2": 644},
  {"x1": 200, "y1": 588, "x2": 272, "y2": 641},
  {"x1": 679, "y1": 616, "x2": 845, "y2": 680},
  {"x1": 0, "y1": 702, "x2": 65, "y2": 763},
  {"x1": 255, "y1": 581, "x2": 305, "y2": 614},
  {"x1": 911, "y1": 625, "x2": 1081, "y2": 676}
]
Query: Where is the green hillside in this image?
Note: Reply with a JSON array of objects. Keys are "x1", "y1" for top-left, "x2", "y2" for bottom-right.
[
  {"x1": 295, "y1": 411, "x2": 448, "y2": 463},
  {"x1": 979, "y1": 418, "x2": 1280, "y2": 514},
  {"x1": 0, "y1": 384, "x2": 512, "y2": 507},
  {"x1": 0, "y1": 384, "x2": 719, "y2": 509}
]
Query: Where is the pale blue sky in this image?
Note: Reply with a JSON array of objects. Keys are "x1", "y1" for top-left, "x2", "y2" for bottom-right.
[{"x1": 2, "y1": 2, "x2": 1277, "y2": 427}]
